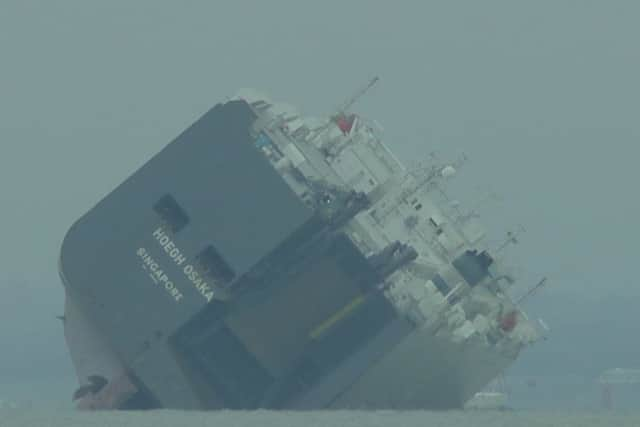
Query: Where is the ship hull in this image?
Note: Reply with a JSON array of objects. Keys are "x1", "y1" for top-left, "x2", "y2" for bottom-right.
[
  {"x1": 331, "y1": 322, "x2": 516, "y2": 409},
  {"x1": 58, "y1": 94, "x2": 534, "y2": 411},
  {"x1": 62, "y1": 288, "x2": 516, "y2": 410}
]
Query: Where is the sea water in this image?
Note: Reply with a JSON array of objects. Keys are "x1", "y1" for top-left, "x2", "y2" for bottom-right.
[{"x1": 1, "y1": 409, "x2": 639, "y2": 427}]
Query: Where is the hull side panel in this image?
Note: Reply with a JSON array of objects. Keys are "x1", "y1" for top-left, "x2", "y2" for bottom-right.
[{"x1": 332, "y1": 326, "x2": 516, "y2": 409}]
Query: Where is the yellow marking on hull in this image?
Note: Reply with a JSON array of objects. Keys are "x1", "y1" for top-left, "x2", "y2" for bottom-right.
[{"x1": 309, "y1": 295, "x2": 365, "y2": 340}]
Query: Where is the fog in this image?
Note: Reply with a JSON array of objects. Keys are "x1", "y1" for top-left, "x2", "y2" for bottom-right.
[{"x1": 1, "y1": 0, "x2": 639, "y2": 408}]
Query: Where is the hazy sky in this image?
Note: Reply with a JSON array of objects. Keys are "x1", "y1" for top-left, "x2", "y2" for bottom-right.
[{"x1": 1, "y1": 1, "x2": 639, "y2": 402}]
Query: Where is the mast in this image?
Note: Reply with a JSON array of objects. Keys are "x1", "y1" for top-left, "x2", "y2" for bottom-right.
[{"x1": 335, "y1": 76, "x2": 380, "y2": 115}]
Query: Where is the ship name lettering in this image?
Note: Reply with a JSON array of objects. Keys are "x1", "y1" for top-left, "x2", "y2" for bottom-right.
[
  {"x1": 137, "y1": 247, "x2": 184, "y2": 302},
  {"x1": 183, "y1": 264, "x2": 215, "y2": 302},
  {"x1": 152, "y1": 227, "x2": 187, "y2": 266},
  {"x1": 150, "y1": 228, "x2": 214, "y2": 302}
]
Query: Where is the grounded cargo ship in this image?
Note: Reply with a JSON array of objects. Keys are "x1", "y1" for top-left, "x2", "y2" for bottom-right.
[{"x1": 58, "y1": 78, "x2": 542, "y2": 410}]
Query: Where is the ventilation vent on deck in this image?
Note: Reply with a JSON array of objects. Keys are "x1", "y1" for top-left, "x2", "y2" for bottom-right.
[
  {"x1": 196, "y1": 245, "x2": 236, "y2": 287},
  {"x1": 153, "y1": 194, "x2": 190, "y2": 233}
]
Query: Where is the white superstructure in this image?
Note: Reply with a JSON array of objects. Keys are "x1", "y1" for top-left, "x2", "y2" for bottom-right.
[{"x1": 231, "y1": 80, "x2": 541, "y2": 408}]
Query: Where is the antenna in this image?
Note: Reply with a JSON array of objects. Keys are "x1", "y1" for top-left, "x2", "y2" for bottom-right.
[
  {"x1": 516, "y1": 277, "x2": 548, "y2": 305},
  {"x1": 409, "y1": 152, "x2": 468, "y2": 194},
  {"x1": 315, "y1": 76, "x2": 380, "y2": 138},
  {"x1": 336, "y1": 76, "x2": 380, "y2": 115},
  {"x1": 495, "y1": 225, "x2": 526, "y2": 253},
  {"x1": 454, "y1": 190, "x2": 501, "y2": 225}
]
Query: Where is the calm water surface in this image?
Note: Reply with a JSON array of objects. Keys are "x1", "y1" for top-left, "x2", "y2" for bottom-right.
[{"x1": 2, "y1": 409, "x2": 639, "y2": 427}]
